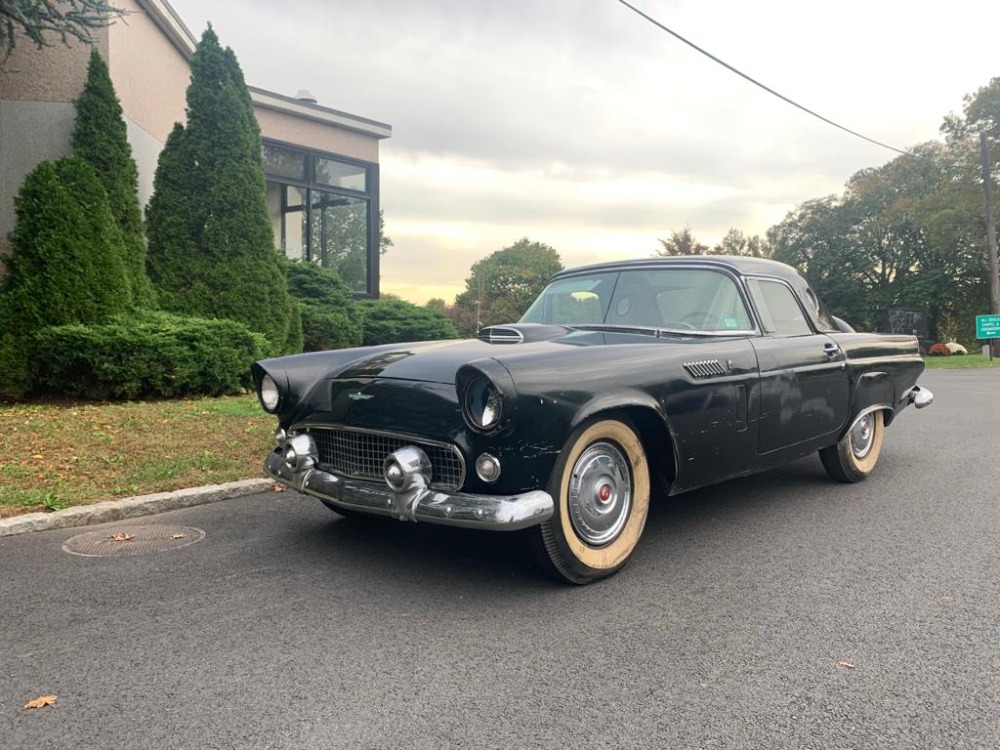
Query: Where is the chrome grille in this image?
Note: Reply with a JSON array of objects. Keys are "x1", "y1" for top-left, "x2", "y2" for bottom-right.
[{"x1": 305, "y1": 426, "x2": 465, "y2": 491}]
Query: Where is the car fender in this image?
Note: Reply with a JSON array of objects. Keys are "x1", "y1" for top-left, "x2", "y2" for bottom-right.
[
  {"x1": 848, "y1": 370, "x2": 895, "y2": 431},
  {"x1": 566, "y1": 389, "x2": 680, "y2": 487}
]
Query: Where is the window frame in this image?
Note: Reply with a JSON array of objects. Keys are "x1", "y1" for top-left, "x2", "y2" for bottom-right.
[
  {"x1": 744, "y1": 275, "x2": 816, "y2": 337},
  {"x1": 262, "y1": 138, "x2": 381, "y2": 297}
]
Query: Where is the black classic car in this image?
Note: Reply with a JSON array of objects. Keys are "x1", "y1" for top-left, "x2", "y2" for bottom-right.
[{"x1": 253, "y1": 256, "x2": 933, "y2": 583}]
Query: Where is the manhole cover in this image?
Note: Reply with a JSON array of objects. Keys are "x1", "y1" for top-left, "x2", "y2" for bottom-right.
[{"x1": 62, "y1": 525, "x2": 205, "y2": 557}]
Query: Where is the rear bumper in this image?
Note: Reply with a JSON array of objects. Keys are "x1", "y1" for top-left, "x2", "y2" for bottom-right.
[
  {"x1": 264, "y1": 449, "x2": 553, "y2": 531},
  {"x1": 906, "y1": 385, "x2": 934, "y2": 409}
]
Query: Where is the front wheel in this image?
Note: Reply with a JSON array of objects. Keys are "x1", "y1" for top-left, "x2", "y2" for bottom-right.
[
  {"x1": 819, "y1": 410, "x2": 885, "y2": 483},
  {"x1": 531, "y1": 417, "x2": 651, "y2": 584}
]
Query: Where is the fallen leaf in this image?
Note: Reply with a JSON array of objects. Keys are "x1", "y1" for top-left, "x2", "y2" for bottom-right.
[
  {"x1": 32, "y1": 454, "x2": 45, "y2": 460},
  {"x1": 272, "y1": 484, "x2": 287, "y2": 493},
  {"x1": 110, "y1": 532, "x2": 134, "y2": 542},
  {"x1": 24, "y1": 695, "x2": 57, "y2": 709},
  {"x1": 836, "y1": 661, "x2": 856, "y2": 669},
  {"x1": 171, "y1": 533, "x2": 185, "y2": 540}
]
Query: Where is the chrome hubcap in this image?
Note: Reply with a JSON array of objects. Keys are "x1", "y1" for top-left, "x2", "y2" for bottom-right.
[
  {"x1": 568, "y1": 441, "x2": 632, "y2": 546},
  {"x1": 850, "y1": 414, "x2": 875, "y2": 459}
]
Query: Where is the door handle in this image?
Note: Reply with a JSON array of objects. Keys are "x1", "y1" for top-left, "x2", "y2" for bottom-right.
[{"x1": 823, "y1": 342, "x2": 839, "y2": 357}]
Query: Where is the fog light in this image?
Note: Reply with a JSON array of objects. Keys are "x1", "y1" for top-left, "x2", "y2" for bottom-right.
[{"x1": 475, "y1": 453, "x2": 501, "y2": 483}]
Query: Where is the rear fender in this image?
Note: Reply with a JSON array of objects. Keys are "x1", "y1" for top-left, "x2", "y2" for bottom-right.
[{"x1": 849, "y1": 371, "x2": 895, "y2": 431}]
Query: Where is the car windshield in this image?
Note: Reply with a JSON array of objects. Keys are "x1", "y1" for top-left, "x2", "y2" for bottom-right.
[{"x1": 520, "y1": 268, "x2": 754, "y2": 332}]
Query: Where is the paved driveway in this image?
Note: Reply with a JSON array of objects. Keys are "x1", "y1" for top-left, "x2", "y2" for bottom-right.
[{"x1": 1, "y1": 369, "x2": 998, "y2": 749}]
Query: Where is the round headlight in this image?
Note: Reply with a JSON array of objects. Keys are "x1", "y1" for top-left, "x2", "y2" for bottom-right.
[
  {"x1": 464, "y1": 377, "x2": 502, "y2": 430},
  {"x1": 259, "y1": 373, "x2": 281, "y2": 413}
]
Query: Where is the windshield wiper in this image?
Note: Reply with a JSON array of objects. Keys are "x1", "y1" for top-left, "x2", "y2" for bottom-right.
[{"x1": 568, "y1": 324, "x2": 712, "y2": 338}]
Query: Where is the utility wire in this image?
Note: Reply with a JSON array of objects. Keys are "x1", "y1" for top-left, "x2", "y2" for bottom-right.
[{"x1": 616, "y1": 0, "x2": 930, "y2": 162}]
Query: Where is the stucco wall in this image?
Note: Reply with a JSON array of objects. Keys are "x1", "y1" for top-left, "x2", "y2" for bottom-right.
[
  {"x1": 126, "y1": 118, "x2": 168, "y2": 209},
  {"x1": 107, "y1": 0, "x2": 190, "y2": 145},
  {"x1": 254, "y1": 107, "x2": 380, "y2": 164},
  {"x1": 0, "y1": 101, "x2": 76, "y2": 243},
  {"x1": 0, "y1": 28, "x2": 107, "y2": 103}
]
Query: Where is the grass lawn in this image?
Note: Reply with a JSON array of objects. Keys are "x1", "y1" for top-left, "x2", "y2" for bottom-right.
[
  {"x1": 0, "y1": 394, "x2": 273, "y2": 518},
  {"x1": 922, "y1": 353, "x2": 1000, "y2": 369}
]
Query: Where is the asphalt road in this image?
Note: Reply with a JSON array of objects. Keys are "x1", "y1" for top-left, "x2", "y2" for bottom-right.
[{"x1": 2, "y1": 369, "x2": 998, "y2": 750}]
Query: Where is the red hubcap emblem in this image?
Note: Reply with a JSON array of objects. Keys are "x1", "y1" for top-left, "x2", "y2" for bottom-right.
[{"x1": 598, "y1": 483, "x2": 612, "y2": 503}]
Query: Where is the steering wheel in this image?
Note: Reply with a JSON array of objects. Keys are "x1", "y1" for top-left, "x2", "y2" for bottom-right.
[
  {"x1": 663, "y1": 320, "x2": 697, "y2": 330},
  {"x1": 668, "y1": 310, "x2": 710, "y2": 331}
]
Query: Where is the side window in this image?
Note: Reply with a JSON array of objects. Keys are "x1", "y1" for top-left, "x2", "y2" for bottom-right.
[{"x1": 748, "y1": 279, "x2": 813, "y2": 336}]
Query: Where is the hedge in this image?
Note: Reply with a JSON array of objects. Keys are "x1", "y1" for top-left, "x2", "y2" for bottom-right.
[{"x1": 32, "y1": 311, "x2": 267, "y2": 400}]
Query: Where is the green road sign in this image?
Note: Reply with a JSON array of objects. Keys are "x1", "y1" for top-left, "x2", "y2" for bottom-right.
[{"x1": 976, "y1": 314, "x2": 1000, "y2": 339}]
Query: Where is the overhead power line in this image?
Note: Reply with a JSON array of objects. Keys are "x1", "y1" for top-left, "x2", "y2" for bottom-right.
[{"x1": 615, "y1": 0, "x2": 923, "y2": 160}]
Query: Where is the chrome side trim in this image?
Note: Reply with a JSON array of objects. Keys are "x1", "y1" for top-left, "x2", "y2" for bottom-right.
[{"x1": 265, "y1": 450, "x2": 553, "y2": 531}]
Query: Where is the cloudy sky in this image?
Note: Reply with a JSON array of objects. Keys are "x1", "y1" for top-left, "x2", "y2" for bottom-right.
[{"x1": 166, "y1": 0, "x2": 1000, "y2": 304}]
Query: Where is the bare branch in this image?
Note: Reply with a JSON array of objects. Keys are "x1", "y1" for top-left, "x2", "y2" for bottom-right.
[{"x1": 0, "y1": 0, "x2": 126, "y2": 62}]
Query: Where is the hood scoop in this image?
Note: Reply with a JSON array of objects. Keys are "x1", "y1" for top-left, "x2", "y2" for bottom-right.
[{"x1": 477, "y1": 323, "x2": 568, "y2": 345}]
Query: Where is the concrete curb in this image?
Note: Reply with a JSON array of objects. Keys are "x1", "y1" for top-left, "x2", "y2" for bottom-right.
[{"x1": 0, "y1": 478, "x2": 274, "y2": 538}]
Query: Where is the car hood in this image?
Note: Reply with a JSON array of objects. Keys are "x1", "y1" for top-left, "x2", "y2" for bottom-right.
[
  {"x1": 329, "y1": 325, "x2": 576, "y2": 383},
  {"x1": 329, "y1": 323, "x2": 721, "y2": 384}
]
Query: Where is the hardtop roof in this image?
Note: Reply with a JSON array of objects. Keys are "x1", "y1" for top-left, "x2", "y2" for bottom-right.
[{"x1": 551, "y1": 255, "x2": 802, "y2": 283}]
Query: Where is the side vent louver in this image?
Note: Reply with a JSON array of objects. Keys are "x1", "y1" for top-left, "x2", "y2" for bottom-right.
[
  {"x1": 683, "y1": 359, "x2": 728, "y2": 378},
  {"x1": 477, "y1": 326, "x2": 525, "y2": 344}
]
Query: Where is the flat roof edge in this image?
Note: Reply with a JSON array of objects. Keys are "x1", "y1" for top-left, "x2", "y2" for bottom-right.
[
  {"x1": 135, "y1": 0, "x2": 197, "y2": 59},
  {"x1": 249, "y1": 87, "x2": 392, "y2": 139}
]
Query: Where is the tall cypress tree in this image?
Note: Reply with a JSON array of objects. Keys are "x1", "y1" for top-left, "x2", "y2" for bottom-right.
[
  {"x1": 2, "y1": 156, "x2": 132, "y2": 335},
  {"x1": 146, "y1": 26, "x2": 298, "y2": 354},
  {"x1": 72, "y1": 48, "x2": 153, "y2": 307}
]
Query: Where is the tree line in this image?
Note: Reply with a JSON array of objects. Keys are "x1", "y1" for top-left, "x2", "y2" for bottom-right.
[{"x1": 651, "y1": 81, "x2": 1000, "y2": 345}]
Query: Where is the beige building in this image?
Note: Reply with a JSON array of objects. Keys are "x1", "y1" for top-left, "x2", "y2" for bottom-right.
[{"x1": 0, "y1": 0, "x2": 391, "y2": 295}]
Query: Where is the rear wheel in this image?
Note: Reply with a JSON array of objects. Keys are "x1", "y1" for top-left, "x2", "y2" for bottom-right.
[
  {"x1": 531, "y1": 417, "x2": 651, "y2": 584},
  {"x1": 819, "y1": 410, "x2": 885, "y2": 483}
]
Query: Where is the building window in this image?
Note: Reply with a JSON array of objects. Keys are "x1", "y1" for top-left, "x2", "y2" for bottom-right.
[{"x1": 262, "y1": 140, "x2": 379, "y2": 296}]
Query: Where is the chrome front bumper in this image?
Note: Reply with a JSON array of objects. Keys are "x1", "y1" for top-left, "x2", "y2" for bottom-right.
[{"x1": 264, "y1": 449, "x2": 554, "y2": 531}]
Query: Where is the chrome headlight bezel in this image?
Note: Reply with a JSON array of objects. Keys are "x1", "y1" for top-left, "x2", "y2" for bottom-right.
[
  {"x1": 457, "y1": 361, "x2": 517, "y2": 435},
  {"x1": 463, "y1": 376, "x2": 503, "y2": 431}
]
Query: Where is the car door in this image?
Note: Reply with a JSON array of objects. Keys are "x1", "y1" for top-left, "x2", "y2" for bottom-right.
[{"x1": 746, "y1": 276, "x2": 850, "y2": 461}]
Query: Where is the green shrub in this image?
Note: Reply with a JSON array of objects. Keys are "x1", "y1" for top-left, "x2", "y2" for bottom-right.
[
  {"x1": 0, "y1": 331, "x2": 31, "y2": 400},
  {"x1": 299, "y1": 304, "x2": 362, "y2": 351},
  {"x1": 33, "y1": 311, "x2": 266, "y2": 400},
  {"x1": 284, "y1": 260, "x2": 362, "y2": 350},
  {"x1": 358, "y1": 298, "x2": 459, "y2": 346},
  {"x1": 3, "y1": 156, "x2": 132, "y2": 336},
  {"x1": 145, "y1": 27, "x2": 298, "y2": 354},
  {"x1": 72, "y1": 48, "x2": 156, "y2": 308}
]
